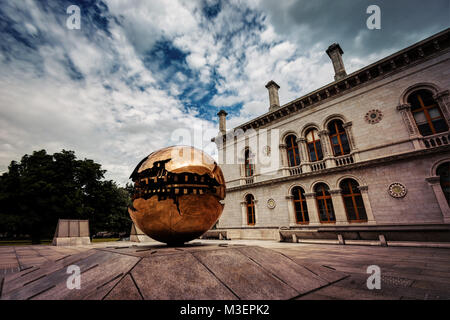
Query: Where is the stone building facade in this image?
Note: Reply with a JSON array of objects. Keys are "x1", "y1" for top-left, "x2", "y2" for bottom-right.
[{"x1": 212, "y1": 29, "x2": 450, "y2": 243}]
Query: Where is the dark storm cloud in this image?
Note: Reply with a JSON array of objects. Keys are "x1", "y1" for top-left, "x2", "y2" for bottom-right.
[{"x1": 260, "y1": 0, "x2": 449, "y2": 57}]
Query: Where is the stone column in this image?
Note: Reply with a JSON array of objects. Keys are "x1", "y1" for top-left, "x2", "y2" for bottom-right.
[
  {"x1": 319, "y1": 129, "x2": 335, "y2": 168},
  {"x1": 397, "y1": 103, "x2": 422, "y2": 149},
  {"x1": 358, "y1": 185, "x2": 376, "y2": 224},
  {"x1": 253, "y1": 199, "x2": 259, "y2": 226},
  {"x1": 426, "y1": 176, "x2": 450, "y2": 223},
  {"x1": 240, "y1": 201, "x2": 247, "y2": 226},
  {"x1": 342, "y1": 121, "x2": 360, "y2": 161},
  {"x1": 279, "y1": 143, "x2": 289, "y2": 176},
  {"x1": 304, "y1": 193, "x2": 320, "y2": 225},
  {"x1": 286, "y1": 195, "x2": 297, "y2": 226},
  {"x1": 297, "y1": 137, "x2": 311, "y2": 173},
  {"x1": 434, "y1": 90, "x2": 450, "y2": 127},
  {"x1": 329, "y1": 189, "x2": 349, "y2": 225}
]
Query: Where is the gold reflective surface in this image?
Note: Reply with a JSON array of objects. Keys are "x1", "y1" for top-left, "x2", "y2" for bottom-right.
[{"x1": 129, "y1": 146, "x2": 225, "y2": 244}]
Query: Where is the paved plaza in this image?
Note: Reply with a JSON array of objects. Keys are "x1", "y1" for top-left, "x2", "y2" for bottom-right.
[{"x1": 0, "y1": 240, "x2": 449, "y2": 299}]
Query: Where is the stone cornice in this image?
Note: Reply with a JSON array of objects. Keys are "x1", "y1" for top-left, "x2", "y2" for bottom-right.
[
  {"x1": 225, "y1": 28, "x2": 450, "y2": 137},
  {"x1": 226, "y1": 144, "x2": 450, "y2": 193}
]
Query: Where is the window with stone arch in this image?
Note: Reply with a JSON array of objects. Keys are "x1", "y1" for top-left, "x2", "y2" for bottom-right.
[
  {"x1": 305, "y1": 128, "x2": 323, "y2": 162},
  {"x1": 314, "y1": 183, "x2": 335, "y2": 223},
  {"x1": 328, "y1": 119, "x2": 351, "y2": 156},
  {"x1": 292, "y1": 187, "x2": 309, "y2": 224},
  {"x1": 244, "y1": 149, "x2": 254, "y2": 177},
  {"x1": 285, "y1": 135, "x2": 301, "y2": 167},
  {"x1": 340, "y1": 178, "x2": 367, "y2": 222},
  {"x1": 436, "y1": 163, "x2": 450, "y2": 206},
  {"x1": 407, "y1": 89, "x2": 448, "y2": 136},
  {"x1": 246, "y1": 194, "x2": 256, "y2": 225}
]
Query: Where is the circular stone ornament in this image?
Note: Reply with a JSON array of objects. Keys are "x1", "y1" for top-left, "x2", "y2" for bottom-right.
[
  {"x1": 388, "y1": 183, "x2": 407, "y2": 198},
  {"x1": 267, "y1": 198, "x2": 276, "y2": 209},
  {"x1": 263, "y1": 145, "x2": 271, "y2": 156},
  {"x1": 365, "y1": 109, "x2": 383, "y2": 124}
]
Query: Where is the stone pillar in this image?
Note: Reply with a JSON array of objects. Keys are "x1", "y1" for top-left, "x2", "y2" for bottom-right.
[
  {"x1": 240, "y1": 201, "x2": 247, "y2": 226},
  {"x1": 342, "y1": 121, "x2": 360, "y2": 161},
  {"x1": 217, "y1": 110, "x2": 228, "y2": 135},
  {"x1": 266, "y1": 80, "x2": 280, "y2": 112},
  {"x1": 426, "y1": 176, "x2": 450, "y2": 223},
  {"x1": 286, "y1": 195, "x2": 297, "y2": 226},
  {"x1": 326, "y1": 43, "x2": 347, "y2": 81},
  {"x1": 304, "y1": 192, "x2": 320, "y2": 225},
  {"x1": 397, "y1": 103, "x2": 423, "y2": 149},
  {"x1": 253, "y1": 199, "x2": 259, "y2": 226},
  {"x1": 329, "y1": 189, "x2": 349, "y2": 225},
  {"x1": 279, "y1": 143, "x2": 289, "y2": 176},
  {"x1": 319, "y1": 129, "x2": 335, "y2": 168},
  {"x1": 297, "y1": 137, "x2": 311, "y2": 173},
  {"x1": 358, "y1": 185, "x2": 376, "y2": 224},
  {"x1": 434, "y1": 90, "x2": 450, "y2": 127}
]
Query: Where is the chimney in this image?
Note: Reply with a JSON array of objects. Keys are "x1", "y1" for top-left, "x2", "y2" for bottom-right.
[
  {"x1": 326, "y1": 43, "x2": 347, "y2": 81},
  {"x1": 265, "y1": 80, "x2": 280, "y2": 112},
  {"x1": 217, "y1": 110, "x2": 228, "y2": 134}
]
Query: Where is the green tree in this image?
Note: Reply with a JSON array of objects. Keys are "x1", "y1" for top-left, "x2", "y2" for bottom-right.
[{"x1": 0, "y1": 150, "x2": 131, "y2": 243}]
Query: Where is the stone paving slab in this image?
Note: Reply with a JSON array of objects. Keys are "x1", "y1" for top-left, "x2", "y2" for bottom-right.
[{"x1": 0, "y1": 240, "x2": 449, "y2": 299}]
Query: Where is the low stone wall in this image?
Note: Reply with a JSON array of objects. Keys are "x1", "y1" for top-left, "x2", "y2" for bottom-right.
[{"x1": 206, "y1": 224, "x2": 450, "y2": 246}]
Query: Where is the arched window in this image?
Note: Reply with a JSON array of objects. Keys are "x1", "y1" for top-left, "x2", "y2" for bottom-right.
[
  {"x1": 314, "y1": 183, "x2": 335, "y2": 223},
  {"x1": 246, "y1": 194, "x2": 256, "y2": 225},
  {"x1": 244, "y1": 149, "x2": 254, "y2": 177},
  {"x1": 340, "y1": 179, "x2": 367, "y2": 222},
  {"x1": 436, "y1": 163, "x2": 450, "y2": 206},
  {"x1": 408, "y1": 89, "x2": 448, "y2": 136},
  {"x1": 285, "y1": 135, "x2": 300, "y2": 167},
  {"x1": 328, "y1": 120, "x2": 351, "y2": 156},
  {"x1": 305, "y1": 129, "x2": 323, "y2": 162},
  {"x1": 292, "y1": 187, "x2": 309, "y2": 224}
]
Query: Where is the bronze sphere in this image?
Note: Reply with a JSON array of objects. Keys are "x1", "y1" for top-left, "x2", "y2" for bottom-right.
[{"x1": 128, "y1": 146, "x2": 225, "y2": 245}]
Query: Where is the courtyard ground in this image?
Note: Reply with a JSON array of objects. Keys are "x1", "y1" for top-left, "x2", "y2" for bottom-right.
[{"x1": 0, "y1": 239, "x2": 449, "y2": 300}]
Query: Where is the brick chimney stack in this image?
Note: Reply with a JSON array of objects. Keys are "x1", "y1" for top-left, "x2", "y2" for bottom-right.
[
  {"x1": 326, "y1": 43, "x2": 347, "y2": 81},
  {"x1": 266, "y1": 80, "x2": 280, "y2": 112},
  {"x1": 217, "y1": 110, "x2": 228, "y2": 134}
]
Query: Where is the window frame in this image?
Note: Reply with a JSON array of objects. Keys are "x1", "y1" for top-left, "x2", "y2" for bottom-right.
[
  {"x1": 292, "y1": 187, "x2": 309, "y2": 224},
  {"x1": 340, "y1": 179, "x2": 368, "y2": 223},
  {"x1": 328, "y1": 120, "x2": 351, "y2": 156},
  {"x1": 306, "y1": 129, "x2": 323, "y2": 162},
  {"x1": 408, "y1": 90, "x2": 448, "y2": 136},
  {"x1": 286, "y1": 135, "x2": 301, "y2": 167},
  {"x1": 246, "y1": 194, "x2": 256, "y2": 225},
  {"x1": 314, "y1": 184, "x2": 336, "y2": 223},
  {"x1": 244, "y1": 149, "x2": 254, "y2": 177}
]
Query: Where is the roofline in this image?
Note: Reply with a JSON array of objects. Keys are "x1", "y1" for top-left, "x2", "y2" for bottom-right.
[{"x1": 231, "y1": 28, "x2": 450, "y2": 132}]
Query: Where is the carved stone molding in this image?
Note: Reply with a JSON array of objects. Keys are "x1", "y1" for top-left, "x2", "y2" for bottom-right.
[
  {"x1": 397, "y1": 103, "x2": 411, "y2": 111},
  {"x1": 425, "y1": 176, "x2": 441, "y2": 185},
  {"x1": 342, "y1": 121, "x2": 353, "y2": 128},
  {"x1": 329, "y1": 189, "x2": 342, "y2": 195},
  {"x1": 365, "y1": 110, "x2": 383, "y2": 124},
  {"x1": 304, "y1": 192, "x2": 316, "y2": 199},
  {"x1": 358, "y1": 185, "x2": 369, "y2": 192},
  {"x1": 388, "y1": 183, "x2": 407, "y2": 198}
]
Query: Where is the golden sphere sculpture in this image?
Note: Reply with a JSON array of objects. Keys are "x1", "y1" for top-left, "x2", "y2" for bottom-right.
[{"x1": 128, "y1": 146, "x2": 225, "y2": 245}]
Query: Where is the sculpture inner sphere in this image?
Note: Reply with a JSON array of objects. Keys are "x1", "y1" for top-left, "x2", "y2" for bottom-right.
[{"x1": 128, "y1": 146, "x2": 225, "y2": 245}]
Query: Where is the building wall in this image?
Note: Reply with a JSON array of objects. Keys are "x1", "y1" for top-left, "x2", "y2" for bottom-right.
[
  {"x1": 219, "y1": 152, "x2": 450, "y2": 228},
  {"x1": 216, "y1": 43, "x2": 450, "y2": 230}
]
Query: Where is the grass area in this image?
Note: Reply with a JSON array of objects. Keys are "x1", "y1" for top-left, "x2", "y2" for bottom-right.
[
  {"x1": 0, "y1": 238, "x2": 121, "y2": 246},
  {"x1": 91, "y1": 238, "x2": 120, "y2": 243},
  {"x1": 0, "y1": 239, "x2": 52, "y2": 246}
]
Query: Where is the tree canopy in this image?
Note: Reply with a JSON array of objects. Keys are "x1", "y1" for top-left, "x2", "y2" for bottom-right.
[{"x1": 0, "y1": 150, "x2": 132, "y2": 243}]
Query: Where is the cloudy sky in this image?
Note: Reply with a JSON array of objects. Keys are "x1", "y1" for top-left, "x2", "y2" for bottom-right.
[{"x1": 0, "y1": 0, "x2": 448, "y2": 185}]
